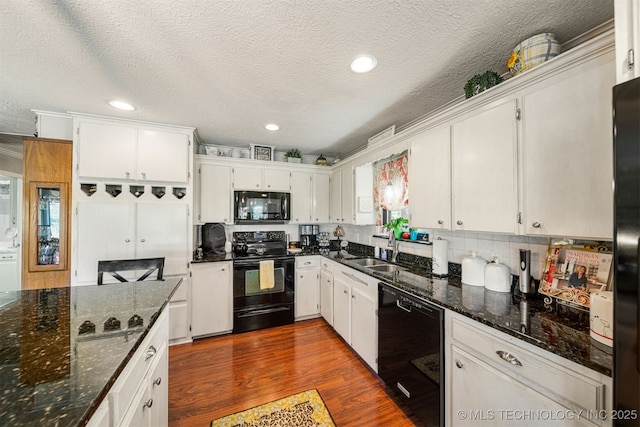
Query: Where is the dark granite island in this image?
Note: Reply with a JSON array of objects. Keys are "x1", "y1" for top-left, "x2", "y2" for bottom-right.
[{"x1": 0, "y1": 278, "x2": 181, "y2": 426}]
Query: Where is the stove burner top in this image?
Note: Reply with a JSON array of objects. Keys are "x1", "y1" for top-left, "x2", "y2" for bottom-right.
[{"x1": 232, "y1": 230, "x2": 288, "y2": 258}]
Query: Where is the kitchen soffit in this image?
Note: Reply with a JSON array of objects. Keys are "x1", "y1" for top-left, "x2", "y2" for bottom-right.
[{"x1": 0, "y1": 1, "x2": 613, "y2": 158}]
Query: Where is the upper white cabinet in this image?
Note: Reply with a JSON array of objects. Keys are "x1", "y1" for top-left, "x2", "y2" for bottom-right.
[
  {"x1": 615, "y1": 0, "x2": 640, "y2": 83},
  {"x1": 233, "y1": 166, "x2": 290, "y2": 191},
  {"x1": 330, "y1": 166, "x2": 354, "y2": 224},
  {"x1": 409, "y1": 125, "x2": 451, "y2": 230},
  {"x1": 76, "y1": 119, "x2": 192, "y2": 183},
  {"x1": 291, "y1": 171, "x2": 330, "y2": 224},
  {"x1": 520, "y1": 51, "x2": 615, "y2": 239},
  {"x1": 451, "y1": 99, "x2": 518, "y2": 234},
  {"x1": 311, "y1": 172, "x2": 330, "y2": 223},
  {"x1": 198, "y1": 163, "x2": 232, "y2": 224}
]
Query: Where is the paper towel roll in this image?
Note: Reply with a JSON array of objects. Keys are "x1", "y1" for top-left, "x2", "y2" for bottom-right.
[{"x1": 433, "y1": 238, "x2": 449, "y2": 275}]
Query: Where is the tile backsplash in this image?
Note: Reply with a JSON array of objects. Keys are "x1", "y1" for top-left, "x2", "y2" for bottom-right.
[{"x1": 328, "y1": 224, "x2": 551, "y2": 280}]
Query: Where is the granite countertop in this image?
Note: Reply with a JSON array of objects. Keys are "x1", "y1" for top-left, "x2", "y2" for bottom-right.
[
  {"x1": 326, "y1": 252, "x2": 613, "y2": 377},
  {"x1": 0, "y1": 278, "x2": 182, "y2": 426}
]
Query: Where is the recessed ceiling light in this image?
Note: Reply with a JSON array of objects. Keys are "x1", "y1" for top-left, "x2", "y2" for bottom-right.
[
  {"x1": 108, "y1": 100, "x2": 136, "y2": 111},
  {"x1": 265, "y1": 123, "x2": 280, "y2": 131},
  {"x1": 351, "y1": 54, "x2": 377, "y2": 73}
]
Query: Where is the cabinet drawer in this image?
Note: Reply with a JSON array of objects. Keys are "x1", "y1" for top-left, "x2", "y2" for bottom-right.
[
  {"x1": 296, "y1": 256, "x2": 320, "y2": 269},
  {"x1": 321, "y1": 259, "x2": 334, "y2": 273},
  {"x1": 109, "y1": 308, "x2": 168, "y2": 425},
  {"x1": 450, "y1": 316, "x2": 604, "y2": 411}
]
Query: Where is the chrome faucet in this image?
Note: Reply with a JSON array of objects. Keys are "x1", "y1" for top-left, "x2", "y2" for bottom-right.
[{"x1": 388, "y1": 230, "x2": 399, "y2": 263}]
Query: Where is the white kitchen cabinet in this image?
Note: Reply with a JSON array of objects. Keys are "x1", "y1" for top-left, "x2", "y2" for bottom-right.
[
  {"x1": 76, "y1": 119, "x2": 191, "y2": 183},
  {"x1": 121, "y1": 341, "x2": 169, "y2": 427},
  {"x1": 332, "y1": 272, "x2": 351, "y2": 342},
  {"x1": 330, "y1": 167, "x2": 354, "y2": 224},
  {"x1": 190, "y1": 261, "x2": 233, "y2": 337},
  {"x1": 233, "y1": 166, "x2": 290, "y2": 191},
  {"x1": 295, "y1": 256, "x2": 320, "y2": 320},
  {"x1": 108, "y1": 308, "x2": 169, "y2": 427},
  {"x1": 449, "y1": 346, "x2": 594, "y2": 427},
  {"x1": 291, "y1": 171, "x2": 330, "y2": 224},
  {"x1": 409, "y1": 124, "x2": 451, "y2": 230},
  {"x1": 446, "y1": 311, "x2": 612, "y2": 427},
  {"x1": 451, "y1": 99, "x2": 518, "y2": 234},
  {"x1": 520, "y1": 53, "x2": 615, "y2": 240},
  {"x1": 320, "y1": 268, "x2": 334, "y2": 325},
  {"x1": 615, "y1": 0, "x2": 640, "y2": 83},
  {"x1": 312, "y1": 173, "x2": 330, "y2": 223},
  {"x1": 198, "y1": 163, "x2": 232, "y2": 224},
  {"x1": 168, "y1": 281, "x2": 190, "y2": 344},
  {"x1": 75, "y1": 201, "x2": 189, "y2": 284},
  {"x1": 291, "y1": 171, "x2": 312, "y2": 223},
  {"x1": 331, "y1": 264, "x2": 378, "y2": 371},
  {"x1": 350, "y1": 286, "x2": 377, "y2": 370}
]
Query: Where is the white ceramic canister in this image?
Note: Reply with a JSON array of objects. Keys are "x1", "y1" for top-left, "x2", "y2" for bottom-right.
[
  {"x1": 484, "y1": 257, "x2": 512, "y2": 293},
  {"x1": 461, "y1": 251, "x2": 487, "y2": 287}
]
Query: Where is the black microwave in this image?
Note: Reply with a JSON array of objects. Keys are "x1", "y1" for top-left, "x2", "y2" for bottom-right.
[{"x1": 233, "y1": 191, "x2": 290, "y2": 224}]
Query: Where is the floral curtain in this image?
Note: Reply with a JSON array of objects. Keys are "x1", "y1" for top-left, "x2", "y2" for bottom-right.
[{"x1": 373, "y1": 150, "x2": 409, "y2": 226}]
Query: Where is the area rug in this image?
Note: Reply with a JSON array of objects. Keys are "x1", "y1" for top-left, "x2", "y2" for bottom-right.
[{"x1": 210, "y1": 389, "x2": 336, "y2": 427}]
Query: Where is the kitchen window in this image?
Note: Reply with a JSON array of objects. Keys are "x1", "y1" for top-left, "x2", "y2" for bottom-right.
[{"x1": 373, "y1": 151, "x2": 409, "y2": 230}]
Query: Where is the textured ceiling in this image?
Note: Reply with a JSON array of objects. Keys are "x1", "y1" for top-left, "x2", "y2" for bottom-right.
[{"x1": 0, "y1": 1, "x2": 613, "y2": 158}]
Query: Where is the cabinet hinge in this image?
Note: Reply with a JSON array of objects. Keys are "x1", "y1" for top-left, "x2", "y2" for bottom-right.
[
  {"x1": 76, "y1": 127, "x2": 80, "y2": 135},
  {"x1": 515, "y1": 108, "x2": 521, "y2": 121},
  {"x1": 189, "y1": 325, "x2": 192, "y2": 332},
  {"x1": 517, "y1": 212, "x2": 522, "y2": 224},
  {"x1": 628, "y1": 49, "x2": 635, "y2": 70},
  {"x1": 188, "y1": 171, "x2": 191, "y2": 179},
  {"x1": 189, "y1": 271, "x2": 192, "y2": 277}
]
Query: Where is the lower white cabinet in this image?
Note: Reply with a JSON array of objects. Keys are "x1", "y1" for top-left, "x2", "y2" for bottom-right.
[
  {"x1": 331, "y1": 264, "x2": 378, "y2": 372},
  {"x1": 190, "y1": 261, "x2": 232, "y2": 337},
  {"x1": 105, "y1": 308, "x2": 169, "y2": 427},
  {"x1": 168, "y1": 280, "x2": 190, "y2": 344},
  {"x1": 320, "y1": 262, "x2": 334, "y2": 325},
  {"x1": 295, "y1": 256, "x2": 321, "y2": 320},
  {"x1": 446, "y1": 311, "x2": 612, "y2": 427}
]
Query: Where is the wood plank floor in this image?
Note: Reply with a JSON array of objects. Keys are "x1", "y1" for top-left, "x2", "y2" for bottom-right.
[{"x1": 168, "y1": 318, "x2": 418, "y2": 426}]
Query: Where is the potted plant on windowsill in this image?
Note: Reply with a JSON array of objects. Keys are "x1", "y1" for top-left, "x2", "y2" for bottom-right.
[
  {"x1": 383, "y1": 217, "x2": 409, "y2": 239},
  {"x1": 285, "y1": 148, "x2": 302, "y2": 163}
]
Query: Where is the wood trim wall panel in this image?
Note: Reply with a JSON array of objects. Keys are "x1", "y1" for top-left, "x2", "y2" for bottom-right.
[{"x1": 21, "y1": 137, "x2": 72, "y2": 289}]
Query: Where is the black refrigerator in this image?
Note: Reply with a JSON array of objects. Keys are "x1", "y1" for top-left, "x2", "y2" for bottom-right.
[{"x1": 613, "y1": 75, "x2": 640, "y2": 424}]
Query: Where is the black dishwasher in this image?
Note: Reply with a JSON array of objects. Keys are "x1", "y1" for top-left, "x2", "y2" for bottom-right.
[{"x1": 378, "y1": 283, "x2": 444, "y2": 427}]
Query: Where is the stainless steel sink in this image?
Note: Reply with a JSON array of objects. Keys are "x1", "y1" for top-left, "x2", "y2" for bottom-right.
[
  {"x1": 347, "y1": 257, "x2": 388, "y2": 267},
  {"x1": 366, "y1": 264, "x2": 408, "y2": 273}
]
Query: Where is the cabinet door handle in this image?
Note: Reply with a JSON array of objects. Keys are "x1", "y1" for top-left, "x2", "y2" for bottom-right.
[
  {"x1": 343, "y1": 289, "x2": 348, "y2": 294},
  {"x1": 125, "y1": 172, "x2": 130, "y2": 178},
  {"x1": 300, "y1": 274, "x2": 304, "y2": 278},
  {"x1": 456, "y1": 220, "x2": 463, "y2": 225},
  {"x1": 532, "y1": 222, "x2": 541, "y2": 228},
  {"x1": 125, "y1": 239, "x2": 131, "y2": 243},
  {"x1": 304, "y1": 261, "x2": 311, "y2": 265},
  {"x1": 496, "y1": 350, "x2": 522, "y2": 366},
  {"x1": 455, "y1": 360, "x2": 464, "y2": 369},
  {"x1": 145, "y1": 345, "x2": 157, "y2": 361},
  {"x1": 267, "y1": 184, "x2": 271, "y2": 188},
  {"x1": 438, "y1": 220, "x2": 444, "y2": 225},
  {"x1": 141, "y1": 172, "x2": 146, "y2": 179},
  {"x1": 153, "y1": 377, "x2": 162, "y2": 386},
  {"x1": 352, "y1": 294, "x2": 355, "y2": 299},
  {"x1": 140, "y1": 238, "x2": 146, "y2": 242},
  {"x1": 143, "y1": 398, "x2": 153, "y2": 409},
  {"x1": 221, "y1": 268, "x2": 225, "y2": 271}
]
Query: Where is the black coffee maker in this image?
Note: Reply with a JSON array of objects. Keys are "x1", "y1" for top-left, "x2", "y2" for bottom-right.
[{"x1": 299, "y1": 224, "x2": 319, "y2": 251}]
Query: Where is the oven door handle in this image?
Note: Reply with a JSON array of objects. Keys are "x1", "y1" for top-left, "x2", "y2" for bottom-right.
[
  {"x1": 237, "y1": 306, "x2": 291, "y2": 318},
  {"x1": 233, "y1": 256, "x2": 294, "y2": 267}
]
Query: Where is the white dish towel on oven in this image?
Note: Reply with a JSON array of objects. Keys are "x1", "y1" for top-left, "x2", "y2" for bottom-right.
[{"x1": 259, "y1": 260, "x2": 275, "y2": 290}]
